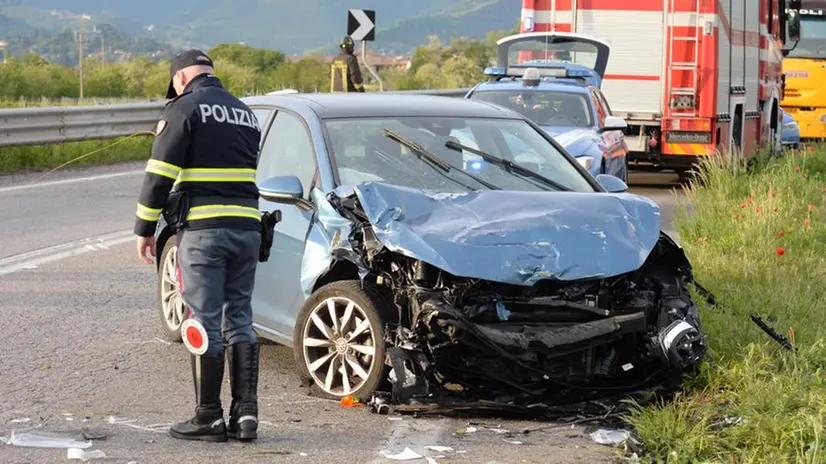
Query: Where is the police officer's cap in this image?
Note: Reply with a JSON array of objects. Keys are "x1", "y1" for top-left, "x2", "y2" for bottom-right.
[{"x1": 165, "y1": 49, "x2": 214, "y2": 99}]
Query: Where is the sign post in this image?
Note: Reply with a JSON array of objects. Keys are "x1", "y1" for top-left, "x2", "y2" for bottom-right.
[{"x1": 347, "y1": 9, "x2": 383, "y2": 91}]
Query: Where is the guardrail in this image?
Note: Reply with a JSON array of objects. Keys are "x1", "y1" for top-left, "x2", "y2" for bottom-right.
[{"x1": 0, "y1": 89, "x2": 470, "y2": 148}]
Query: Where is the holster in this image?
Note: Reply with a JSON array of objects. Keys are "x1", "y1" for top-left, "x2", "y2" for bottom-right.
[
  {"x1": 259, "y1": 209, "x2": 282, "y2": 262},
  {"x1": 163, "y1": 190, "x2": 191, "y2": 232}
]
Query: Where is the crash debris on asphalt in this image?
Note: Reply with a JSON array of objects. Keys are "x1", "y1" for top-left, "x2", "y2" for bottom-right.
[{"x1": 309, "y1": 182, "x2": 709, "y2": 418}]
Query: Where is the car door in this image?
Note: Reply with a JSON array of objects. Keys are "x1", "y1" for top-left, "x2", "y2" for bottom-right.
[{"x1": 252, "y1": 108, "x2": 319, "y2": 343}]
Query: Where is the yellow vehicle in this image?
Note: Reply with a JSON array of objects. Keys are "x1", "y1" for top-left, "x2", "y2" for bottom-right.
[{"x1": 781, "y1": 2, "x2": 826, "y2": 140}]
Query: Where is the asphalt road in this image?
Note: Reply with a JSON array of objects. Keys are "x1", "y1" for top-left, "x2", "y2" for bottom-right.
[{"x1": 0, "y1": 164, "x2": 685, "y2": 464}]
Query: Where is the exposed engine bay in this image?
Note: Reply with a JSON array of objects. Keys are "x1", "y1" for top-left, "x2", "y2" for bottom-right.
[{"x1": 324, "y1": 185, "x2": 708, "y2": 418}]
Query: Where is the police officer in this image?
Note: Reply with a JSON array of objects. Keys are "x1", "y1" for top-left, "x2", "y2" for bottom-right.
[
  {"x1": 331, "y1": 35, "x2": 365, "y2": 92},
  {"x1": 134, "y1": 49, "x2": 263, "y2": 443}
]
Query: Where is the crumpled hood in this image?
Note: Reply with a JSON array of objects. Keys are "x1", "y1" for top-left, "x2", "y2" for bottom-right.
[{"x1": 351, "y1": 182, "x2": 662, "y2": 286}]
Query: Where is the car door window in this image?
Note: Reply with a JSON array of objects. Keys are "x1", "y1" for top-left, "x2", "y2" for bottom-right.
[
  {"x1": 256, "y1": 111, "x2": 317, "y2": 197},
  {"x1": 590, "y1": 90, "x2": 606, "y2": 127},
  {"x1": 250, "y1": 107, "x2": 274, "y2": 134},
  {"x1": 594, "y1": 89, "x2": 613, "y2": 116}
]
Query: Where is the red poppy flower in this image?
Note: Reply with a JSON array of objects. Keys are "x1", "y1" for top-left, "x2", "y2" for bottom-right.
[
  {"x1": 769, "y1": 190, "x2": 775, "y2": 198},
  {"x1": 739, "y1": 203, "x2": 746, "y2": 209},
  {"x1": 755, "y1": 206, "x2": 762, "y2": 213},
  {"x1": 772, "y1": 206, "x2": 779, "y2": 212},
  {"x1": 748, "y1": 197, "x2": 754, "y2": 204},
  {"x1": 809, "y1": 204, "x2": 815, "y2": 212},
  {"x1": 804, "y1": 219, "x2": 811, "y2": 227},
  {"x1": 778, "y1": 231, "x2": 785, "y2": 236},
  {"x1": 775, "y1": 247, "x2": 785, "y2": 256},
  {"x1": 796, "y1": 166, "x2": 802, "y2": 172}
]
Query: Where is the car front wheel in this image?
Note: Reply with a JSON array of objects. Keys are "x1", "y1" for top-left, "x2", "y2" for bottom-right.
[
  {"x1": 293, "y1": 280, "x2": 395, "y2": 400},
  {"x1": 157, "y1": 235, "x2": 185, "y2": 342}
]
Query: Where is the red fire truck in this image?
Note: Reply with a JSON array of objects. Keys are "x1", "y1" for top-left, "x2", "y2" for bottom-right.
[{"x1": 519, "y1": 0, "x2": 801, "y2": 174}]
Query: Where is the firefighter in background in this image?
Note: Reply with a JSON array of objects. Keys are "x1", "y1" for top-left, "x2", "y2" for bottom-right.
[{"x1": 331, "y1": 35, "x2": 365, "y2": 92}]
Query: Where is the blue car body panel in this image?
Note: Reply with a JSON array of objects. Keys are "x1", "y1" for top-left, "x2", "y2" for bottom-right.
[
  {"x1": 780, "y1": 109, "x2": 801, "y2": 147},
  {"x1": 466, "y1": 79, "x2": 628, "y2": 181}
]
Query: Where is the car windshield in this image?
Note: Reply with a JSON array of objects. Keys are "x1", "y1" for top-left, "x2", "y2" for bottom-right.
[
  {"x1": 469, "y1": 90, "x2": 593, "y2": 128},
  {"x1": 323, "y1": 116, "x2": 595, "y2": 194},
  {"x1": 786, "y1": 14, "x2": 826, "y2": 59}
]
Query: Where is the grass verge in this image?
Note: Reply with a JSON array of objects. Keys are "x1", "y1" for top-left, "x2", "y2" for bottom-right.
[
  {"x1": 0, "y1": 136, "x2": 154, "y2": 174},
  {"x1": 625, "y1": 148, "x2": 826, "y2": 463}
]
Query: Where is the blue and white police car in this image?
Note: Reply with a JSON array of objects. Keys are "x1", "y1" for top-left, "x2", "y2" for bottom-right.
[{"x1": 464, "y1": 32, "x2": 630, "y2": 182}]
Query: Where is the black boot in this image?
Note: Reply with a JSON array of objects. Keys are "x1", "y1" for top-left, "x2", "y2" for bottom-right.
[
  {"x1": 169, "y1": 350, "x2": 228, "y2": 442},
  {"x1": 227, "y1": 342, "x2": 260, "y2": 441}
]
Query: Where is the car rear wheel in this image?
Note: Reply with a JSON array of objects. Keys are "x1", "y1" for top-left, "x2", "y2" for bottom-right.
[
  {"x1": 157, "y1": 235, "x2": 185, "y2": 342},
  {"x1": 293, "y1": 280, "x2": 394, "y2": 400}
]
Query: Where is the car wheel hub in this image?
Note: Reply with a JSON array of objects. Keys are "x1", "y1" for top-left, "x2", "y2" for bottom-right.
[
  {"x1": 161, "y1": 245, "x2": 186, "y2": 331},
  {"x1": 302, "y1": 297, "x2": 377, "y2": 396}
]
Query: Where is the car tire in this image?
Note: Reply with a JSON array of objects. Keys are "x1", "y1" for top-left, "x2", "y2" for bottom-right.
[
  {"x1": 293, "y1": 280, "x2": 395, "y2": 400},
  {"x1": 156, "y1": 235, "x2": 185, "y2": 343}
]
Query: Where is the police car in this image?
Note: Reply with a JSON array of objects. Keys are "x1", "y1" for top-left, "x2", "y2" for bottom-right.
[{"x1": 464, "y1": 32, "x2": 630, "y2": 182}]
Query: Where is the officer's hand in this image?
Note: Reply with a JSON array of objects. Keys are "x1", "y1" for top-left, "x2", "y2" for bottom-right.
[{"x1": 137, "y1": 236, "x2": 156, "y2": 265}]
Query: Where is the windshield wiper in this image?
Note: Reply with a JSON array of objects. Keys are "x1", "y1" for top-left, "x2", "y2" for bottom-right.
[
  {"x1": 382, "y1": 128, "x2": 500, "y2": 190},
  {"x1": 444, "y1": 140, "x2": 572, "y2": 192}
]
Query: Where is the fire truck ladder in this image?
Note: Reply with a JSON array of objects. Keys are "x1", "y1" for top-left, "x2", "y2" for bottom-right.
[{"x1": 667, "y1": 0, "x2": 701, "y2": 117}]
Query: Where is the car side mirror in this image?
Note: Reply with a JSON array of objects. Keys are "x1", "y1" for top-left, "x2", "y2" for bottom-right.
[
  {"x1": 602, "y1": 115, "x2": 628, "y2": 132},
  {"x1": 787, "y1": 11, "x2": 801, "y2": 43},
  {"x1": 595, "y1": 174, "x2": 628, "y2": 193},
  {"x1": 258, "y1": 175, "x2": 305, "y2": 205}
]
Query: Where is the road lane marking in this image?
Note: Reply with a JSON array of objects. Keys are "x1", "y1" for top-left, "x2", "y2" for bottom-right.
[
  {"x1": 0, "y1": 170, "x2": 143, "y2": 194},
  {"x1": 0, "y1": 230, "x2": 134, "y2": 276}
]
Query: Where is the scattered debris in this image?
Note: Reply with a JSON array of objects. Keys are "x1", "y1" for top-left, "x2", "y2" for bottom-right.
[
  {"x1": 67, "y1": 448, "x2": 106, "y2": 461},
  {"x1": 6, "y1": 431, "x2": 92, "y2": 449},
  {"x1": 590, "y1": 428, "x2": 633, "y2": 446},
  {"x1": 379, "y1": 447, "x2": 423, "y2": 461},
  {"x1": 426, "y1": 458, "x2": 439, "y2": 464},
  {"x1": 9, "y1": 418, "x2": 30, "y2": 424},
  {"x1": 300, "y1": 452, "x2": 309, "y2": 457},
  {"x1": 425, "y1": 446, "x2": 454, "y2": 453},
  {"x1": 341, "y1": 395, "x2": 365, "y2": 408},
  {"x1": 503, "y1": 439, "x2": 523, "y2": 445},
  {"x1": 81, "y1": 429, "x2": 107, "y2": 441}
]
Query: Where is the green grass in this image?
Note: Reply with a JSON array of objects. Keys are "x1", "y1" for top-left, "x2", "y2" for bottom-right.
[
  {"x1": 625, "y1": 148, "x2": 826, "y2": 463},
  {"x1": 0, "y1": 136, "x2": 154, "y2": 174},
  {"x1": 0, "y1": 98, "x2": 155, "y2": 108}
]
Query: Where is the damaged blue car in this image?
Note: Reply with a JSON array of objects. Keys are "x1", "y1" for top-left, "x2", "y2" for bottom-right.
[{"x1": 154, "y1": 93, "x2": 706, "y2": 414}]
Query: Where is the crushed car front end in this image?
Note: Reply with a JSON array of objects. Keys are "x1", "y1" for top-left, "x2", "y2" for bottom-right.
[{"x1": 317, "y1": 182, "x2": 707, "y2": 413}]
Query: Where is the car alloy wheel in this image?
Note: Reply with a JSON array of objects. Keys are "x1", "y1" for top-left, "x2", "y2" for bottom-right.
[
  {"x1": 301, "y1": 296, "x2": 378, "y2": 397},
  {"x1": 157, "y1": 237, "x2": 186, "y2": 342}
]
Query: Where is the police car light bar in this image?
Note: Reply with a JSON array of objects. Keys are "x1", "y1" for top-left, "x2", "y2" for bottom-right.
[{"x1": 483, "y1": 66, "x2": 591, "y2": 79}]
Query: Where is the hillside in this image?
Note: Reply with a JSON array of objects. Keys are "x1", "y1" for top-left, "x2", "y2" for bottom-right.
[{"x1": 0, "y1": 0, "x2": 521, "y2": 54}]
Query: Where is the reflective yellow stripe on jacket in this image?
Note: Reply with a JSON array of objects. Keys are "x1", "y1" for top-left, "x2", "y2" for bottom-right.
[
  {"x1": 186, "y1": 205, "x2": 261, "y2": 222},
  {"x1": 136, "y1": 203, "x2": 163, "y2": 222},
  {"x1": 174, "y1": 168, "x2": 257, "y2": 184},
  {"x1": 145, "y1": 159, "x2": 182, "y2": 180}
]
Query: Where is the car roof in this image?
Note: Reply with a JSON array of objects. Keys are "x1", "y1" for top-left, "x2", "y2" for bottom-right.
[
  {"x1": 472, "y1": 79, "x2": 593, "y2": 95},
  {"x1": 241, "y1": 93, "x2": 525, "y2": 120}
]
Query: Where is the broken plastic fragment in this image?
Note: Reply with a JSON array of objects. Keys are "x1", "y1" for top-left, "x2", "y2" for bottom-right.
[
  {"x1": 503, "y1": 439, "x2": 523, "y2": 445},
  {"x1": 8, "y1": 431, "x2": 92, "y2": 449},
  {"x1": 590, "y1": 428, "x2": 631, "y2": 445},
  {"x1": 426, "y1": 458, "x2": 439, "y2": 464},
  {"x1": 426, "y1": 446, "x2": 454, "y2": 452},
  {"x1": 341, "y1": 395, "x2": 364, "y2": 408},
  {"x1": 379, "y1": 447, "x2": 423, "y2": 460},
  {"x1": 67, "y1": 448, "x2": 106, "y2": 461},
  {"x1": 10, "y1": 418, "x2": 30, "y2": 424}
]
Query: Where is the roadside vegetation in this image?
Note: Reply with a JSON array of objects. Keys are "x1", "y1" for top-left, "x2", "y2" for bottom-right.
[
  {"x1": 626, "y1": 147, "x2": 826, "y2": 463},
  {"x1": 0, "y1": 137, "x2": 153, "y2": 174}
]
